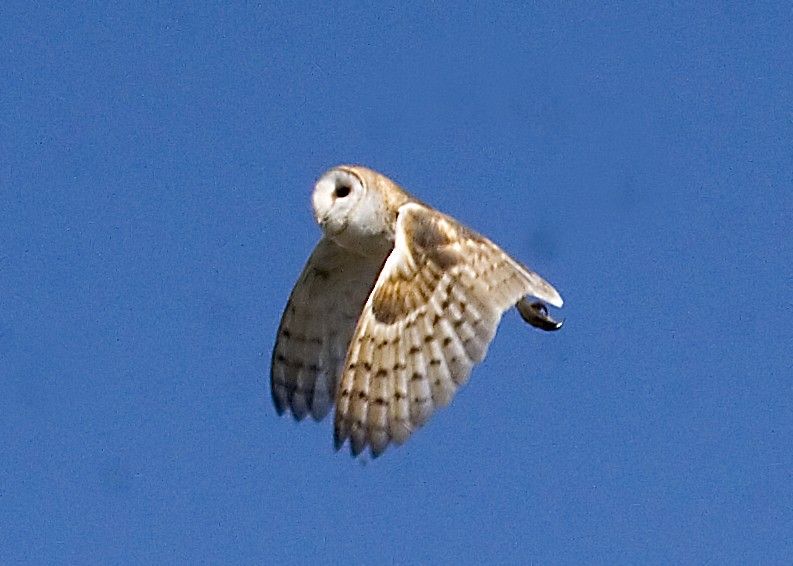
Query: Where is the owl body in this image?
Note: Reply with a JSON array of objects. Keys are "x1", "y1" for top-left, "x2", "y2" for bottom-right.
[{"x1": 272, "y1": 165, "x2": 563, "y2": 457}]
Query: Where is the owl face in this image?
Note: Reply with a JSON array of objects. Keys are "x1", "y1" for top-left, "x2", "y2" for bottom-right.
[{"x1": 312, "y1": 166, "x2": 394, "y2": 254}]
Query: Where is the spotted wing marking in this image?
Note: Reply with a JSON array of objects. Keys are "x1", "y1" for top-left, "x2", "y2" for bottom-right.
[{"x1": 334, "y1": 202, "x2": 562, "y2": 457}]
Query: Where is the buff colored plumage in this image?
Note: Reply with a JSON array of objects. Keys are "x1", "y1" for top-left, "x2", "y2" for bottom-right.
[{"x1": 271, "y1": 166, "x2": 563, "y2": 458}]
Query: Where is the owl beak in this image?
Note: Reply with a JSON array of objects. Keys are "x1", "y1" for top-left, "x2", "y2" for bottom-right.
[{"x1": 317, "y1": 215, "x2": 348, "y2": 239}]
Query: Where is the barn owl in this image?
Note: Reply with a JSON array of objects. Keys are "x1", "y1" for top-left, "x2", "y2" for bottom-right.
[{"x1": 271, "y1": 165, "x2": 563, "y2": 458}]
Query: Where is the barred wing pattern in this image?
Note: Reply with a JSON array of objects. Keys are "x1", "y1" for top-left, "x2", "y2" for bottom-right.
[
  {"x1": 271, "y1": 237, "x2": 387, "y2": 421},
  {"x1": 334, "y1": 203, "x2": 562, "y2": 456}
]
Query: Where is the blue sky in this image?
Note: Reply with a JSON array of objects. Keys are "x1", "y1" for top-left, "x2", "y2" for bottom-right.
[{"x1": 2, "y1": 3, "x2": 792, "y2": 564}]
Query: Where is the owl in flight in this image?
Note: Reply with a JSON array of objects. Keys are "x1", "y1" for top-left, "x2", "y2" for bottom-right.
[{"x1": 271, "y1": 166, "x2": 563, "y2": 458}]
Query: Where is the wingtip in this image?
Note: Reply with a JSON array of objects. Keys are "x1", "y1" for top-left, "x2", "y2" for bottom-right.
[
  {"x1": 272, "y1": 396, "x2": 288, "y2": 417},
  {"x1": 546, "y1": 288, "x2": 564, "y2": 309},
  {"x1": 369, "y1": 437, "x2": 388, "y2": 458},
  {"x1": 333, "y1": 431, "x2": 345, "y2": 452},
  {"x1": 516, "y1": 298, "x2": 565, "y2": 331}
]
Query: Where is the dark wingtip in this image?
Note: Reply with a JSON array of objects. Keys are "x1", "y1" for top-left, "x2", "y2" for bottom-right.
[
  {"x1": 271, "y1": 395, "x2": 287, "y2": 416},
  {"x1": 350, "y1": 438, "x2": 365, "y2": 458},
  {"x1": 516, "y1": 298, "x2": 564, "y2": 332}
]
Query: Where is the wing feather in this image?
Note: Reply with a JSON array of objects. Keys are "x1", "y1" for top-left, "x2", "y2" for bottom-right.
[
  {"x1": 271, "y1": 237, "x2": 386, "y2": 421},
  {"x1": 333, "y1": 203, "x2": 563, "y2": 457}
]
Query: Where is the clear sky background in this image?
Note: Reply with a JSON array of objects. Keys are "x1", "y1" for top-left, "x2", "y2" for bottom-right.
[{"x1": 2, "y1": 3, "x2": 792, "y2": 564}]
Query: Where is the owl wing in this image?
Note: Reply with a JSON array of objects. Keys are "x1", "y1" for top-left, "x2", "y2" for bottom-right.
[
  {"x1": 271, "y1": 236, "x2": 388, "y2": 421},
  {"x1": 334, "y1": 202, "x2": 563, "y2": 457}
]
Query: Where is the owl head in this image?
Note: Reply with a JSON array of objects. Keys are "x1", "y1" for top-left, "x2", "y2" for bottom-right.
[{"x1": 312, "y1": 165, "x2": 407, "y2": 254}]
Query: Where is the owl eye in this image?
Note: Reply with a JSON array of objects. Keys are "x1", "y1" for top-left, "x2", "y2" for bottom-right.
[{"x1": 334, "y1": 184, "x2": 351, "y2": 198}]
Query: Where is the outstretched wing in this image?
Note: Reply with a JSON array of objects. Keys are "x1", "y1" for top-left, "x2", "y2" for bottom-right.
[
  {"x1": 334, "y1": 203, "x2": 563, "y2": 457},
  {"x1": 271, "y1": 237, "x2": 388, "y2": 421}
]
